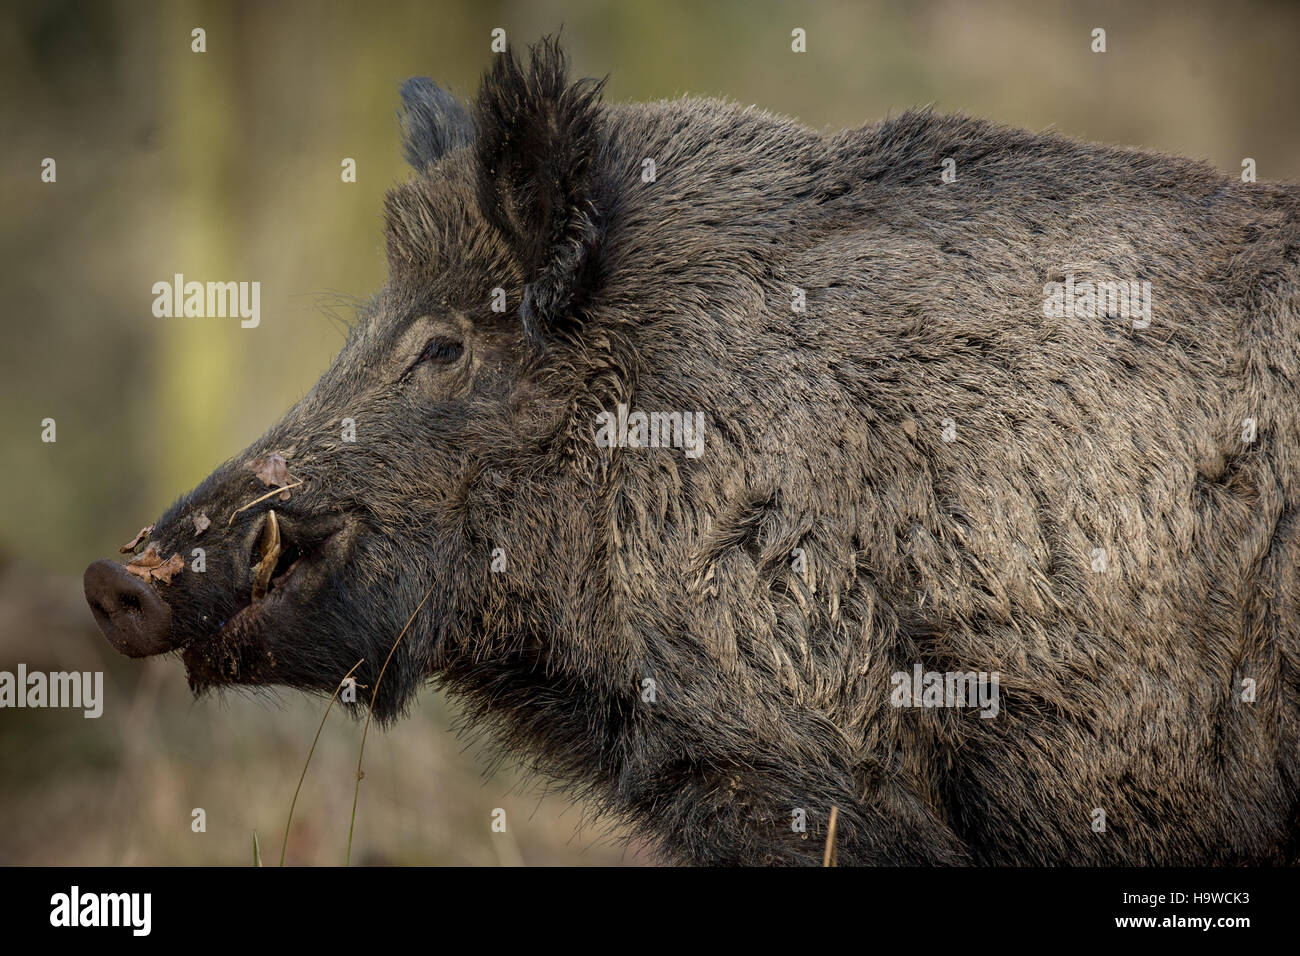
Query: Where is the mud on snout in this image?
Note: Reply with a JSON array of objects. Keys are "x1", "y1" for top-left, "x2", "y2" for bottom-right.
[{"x1": 84, "y1": 454, "x2": 359, "y2": 692}]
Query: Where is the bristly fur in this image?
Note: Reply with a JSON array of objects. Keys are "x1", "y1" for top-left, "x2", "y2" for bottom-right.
[{"x1": 119, "y1": 36, "x2": 1300, "y2": 866}]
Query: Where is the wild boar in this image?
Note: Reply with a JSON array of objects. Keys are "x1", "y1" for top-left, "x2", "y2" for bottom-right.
[{"x1": 85, "y1": 38, "x2": 1300, "y2": 865}]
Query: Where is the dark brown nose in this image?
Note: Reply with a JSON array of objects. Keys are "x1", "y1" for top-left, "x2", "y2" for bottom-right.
[{"x1": 84, "y1": 559, "x2": 173, "y2": 657}]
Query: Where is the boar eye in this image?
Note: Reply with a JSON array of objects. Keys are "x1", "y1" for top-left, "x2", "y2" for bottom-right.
[{"x1": 417, "y1": 337, "x2": 464, "y2": 366}]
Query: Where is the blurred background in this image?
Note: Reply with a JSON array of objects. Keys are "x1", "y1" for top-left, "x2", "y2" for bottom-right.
[{"x1": 1, "y1": 0, "x2": 1297, "y2": 865}]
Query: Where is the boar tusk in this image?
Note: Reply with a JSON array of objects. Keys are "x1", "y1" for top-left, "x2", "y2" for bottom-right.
[{"x1": 251, "y1": 510, "x2": 281, "y2": 602}]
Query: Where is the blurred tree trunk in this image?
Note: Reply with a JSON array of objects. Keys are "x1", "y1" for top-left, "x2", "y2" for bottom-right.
[{"x1": 154, "y1": 0, "x2": 240, "y2": 498}]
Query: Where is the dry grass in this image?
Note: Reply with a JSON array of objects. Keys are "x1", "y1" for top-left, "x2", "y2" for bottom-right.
[{"x1": 0, "y1": 564, "x2": 653, "y2": 866}]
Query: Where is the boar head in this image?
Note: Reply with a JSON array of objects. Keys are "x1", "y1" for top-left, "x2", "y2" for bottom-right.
[{"x1": 85, "y1": 40, "x2": 635, "y2": 723}]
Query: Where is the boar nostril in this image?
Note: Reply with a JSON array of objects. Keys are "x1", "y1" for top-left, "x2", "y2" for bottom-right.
[{"x1": 83, "y1": 559, "x2": 173, "y2": 658}]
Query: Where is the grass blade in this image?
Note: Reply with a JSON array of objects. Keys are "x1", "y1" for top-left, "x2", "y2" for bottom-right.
[
  {"x1": 823, "y1": 805, "x2": 839, "y2": 867},
  {"x1": 346, "y1": 583, "x2": 435, "y2": 866},
  {"x1": 280, "y1": 657, "x2": 365, "y2": 866}
]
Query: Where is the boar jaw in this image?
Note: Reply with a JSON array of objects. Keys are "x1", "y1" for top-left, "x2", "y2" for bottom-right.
[{"x1": 181, "y1": 512, "x2": 357, "y2": 690}]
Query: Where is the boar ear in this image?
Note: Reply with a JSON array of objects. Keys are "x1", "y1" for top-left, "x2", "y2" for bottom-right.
[
  {"x1": 473, "y1": 37, "x2": 606, "y2": 343},
  {"x1": 399, "y1": 77, "x2": 474, "y2": 169}
]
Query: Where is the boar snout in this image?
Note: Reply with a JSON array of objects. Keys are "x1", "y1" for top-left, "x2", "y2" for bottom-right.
[{"x1": 84, "y1": 558, "x2": 174, "y2": 657}]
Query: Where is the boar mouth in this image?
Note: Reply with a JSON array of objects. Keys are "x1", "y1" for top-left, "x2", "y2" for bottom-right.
[
  {"x1": 87, "y1": 506, "x2": 357, "y2": 683},
  {"x1": 215, "y1": 512, "x2": 336, "y2": 640},
  {"x1": 179, "y1": 510, "x2": 355, "y2": 687}
]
